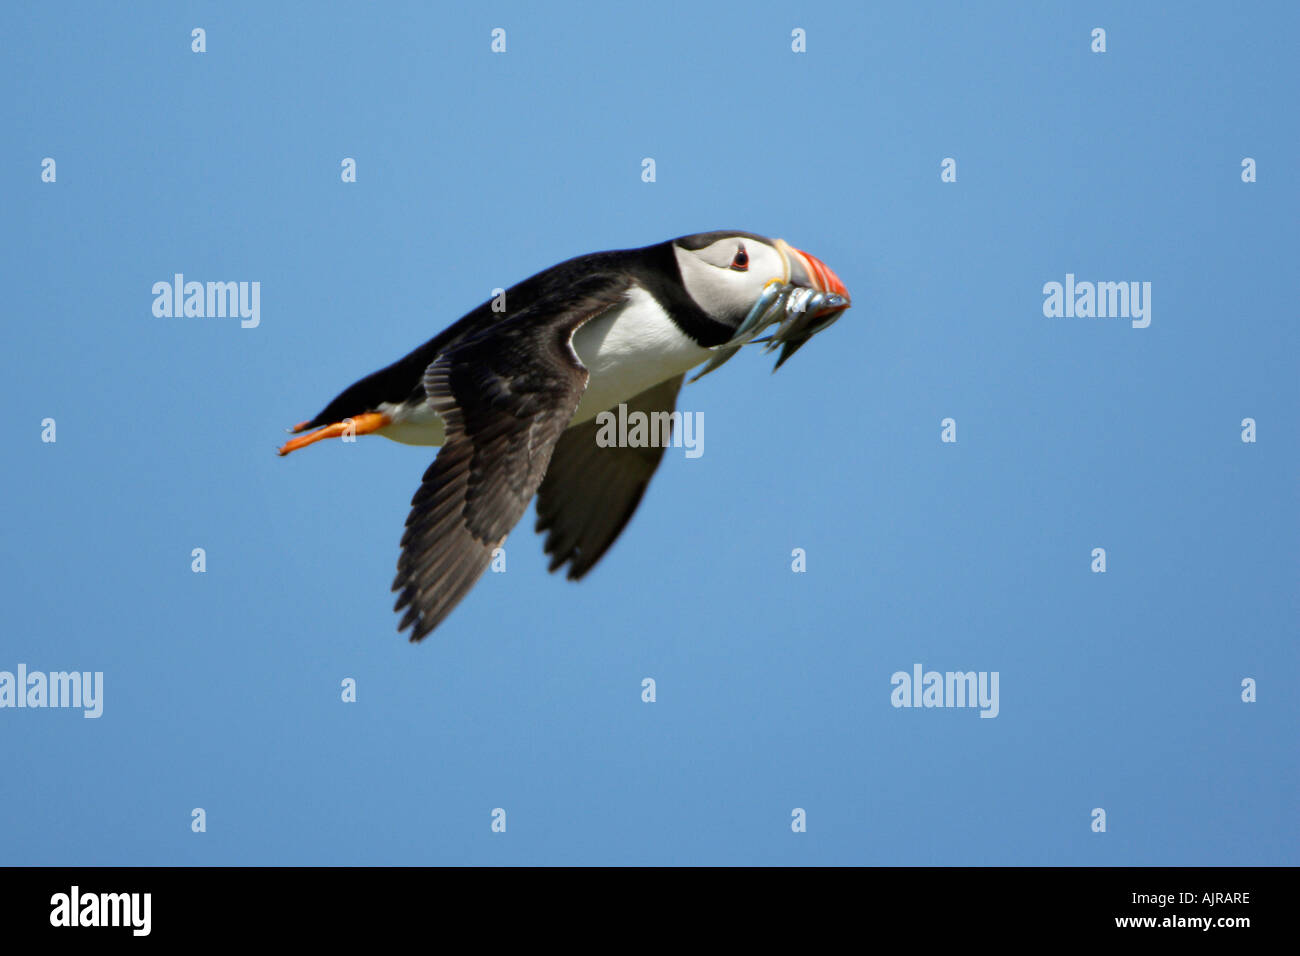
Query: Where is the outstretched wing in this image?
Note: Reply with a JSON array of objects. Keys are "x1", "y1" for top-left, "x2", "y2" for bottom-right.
[
  {"x1": 392, "y1": 275, "x2": 632, "y2": 642},
  {"x1": 535, "y1": 374, "x2": 685, "y2": 580}
]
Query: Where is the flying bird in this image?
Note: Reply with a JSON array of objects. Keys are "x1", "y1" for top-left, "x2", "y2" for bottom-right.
[{"x1": 279, "y1": 231, "x2": 850, "y2": 641}]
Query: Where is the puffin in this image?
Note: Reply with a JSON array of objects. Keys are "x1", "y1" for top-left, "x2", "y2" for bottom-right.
[{"x1": 279, "y1": 231, "x2": 850, "y2": 642}]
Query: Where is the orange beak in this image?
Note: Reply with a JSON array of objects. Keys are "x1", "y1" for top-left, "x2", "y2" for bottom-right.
[{"x1": 776, "y1": 240, "x2": 851, "y2": 304}]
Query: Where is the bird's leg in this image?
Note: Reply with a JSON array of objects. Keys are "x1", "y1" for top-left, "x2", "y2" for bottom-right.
[{"x1": 277, "y1": 411, "x2": 390, "y2": 456}]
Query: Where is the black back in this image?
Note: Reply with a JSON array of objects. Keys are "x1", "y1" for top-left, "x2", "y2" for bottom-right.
[{"x1": 306, "y1": 237, "x2": 737, "y2": 428}]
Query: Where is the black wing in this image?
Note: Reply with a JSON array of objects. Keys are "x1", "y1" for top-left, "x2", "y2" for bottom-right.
[
  {"x1": 392, "y1": 275, "x2": 632, "y2": 641},
  {"x1": 535, "y1": 374, "x2": 684, "y2": 580}
]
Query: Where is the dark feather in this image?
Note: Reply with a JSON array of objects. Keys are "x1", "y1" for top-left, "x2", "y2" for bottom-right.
[
  {"x1": 535, "y1": 374, "x2": 684, "y2": 579},
  {"x1": 391, "y1": 275, "x2": 632, "y2": 642}
]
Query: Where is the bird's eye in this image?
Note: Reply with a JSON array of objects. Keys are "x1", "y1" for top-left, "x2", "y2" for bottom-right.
[{"x1": 730, "y1": 246, "x2": 749, "y2": 272}]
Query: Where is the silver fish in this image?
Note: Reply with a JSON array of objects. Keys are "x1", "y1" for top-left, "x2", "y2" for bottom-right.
[{"x1": 689, "y1": 281, "x2": 848, "y2": 382}]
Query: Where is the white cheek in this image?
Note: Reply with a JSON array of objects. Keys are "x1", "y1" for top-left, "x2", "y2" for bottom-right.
[
  {"x1": 676, "y1": 252, "x2": 762, "y2": 318},
  {"x1": 750, "y1": 247, "x2": 788, "y2": 285}
]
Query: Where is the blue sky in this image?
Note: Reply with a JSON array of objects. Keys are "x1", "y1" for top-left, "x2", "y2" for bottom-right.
[{"x1": 2, "y1": 1, "x2": 1295, "y2": 865}]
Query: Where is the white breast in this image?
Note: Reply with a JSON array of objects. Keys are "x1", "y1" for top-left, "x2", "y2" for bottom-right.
[{"x1": 569, "y1": 286, "x2": 710, "y2": 424}]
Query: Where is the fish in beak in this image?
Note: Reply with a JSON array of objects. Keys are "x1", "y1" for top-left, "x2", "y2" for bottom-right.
[
  {"x1": 689, "y1": 239, "x2": 851, "y2": 382},
  {"x1": 768, "y1": 239, "x2": 852, "y2": 368}
]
